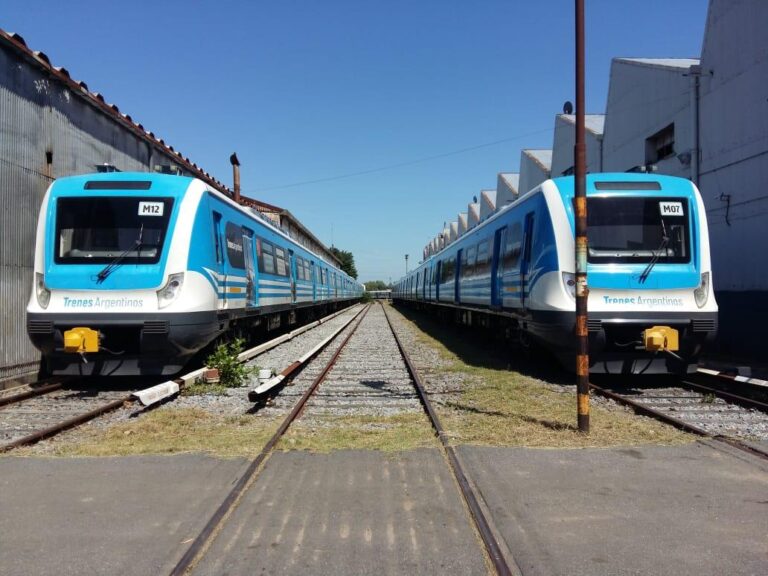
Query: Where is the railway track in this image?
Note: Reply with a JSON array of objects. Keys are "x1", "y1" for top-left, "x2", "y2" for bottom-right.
[
  {"x1": 171, "y1": 302, "x2": 518, "y2": 576},
  {"x1": 591, "y1": 374, "x2": 768, "y2": 460},
  {"x1": 0, "y1": 305, "x2": 363, "y2": 454},
  {"x1": 0, "y1": 383, "x2": 135, "y2": 452}
]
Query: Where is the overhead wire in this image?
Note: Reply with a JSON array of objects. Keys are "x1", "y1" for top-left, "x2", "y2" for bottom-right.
[{"x1": 247, "y1": 127, "x2": 554, "y2": 193}]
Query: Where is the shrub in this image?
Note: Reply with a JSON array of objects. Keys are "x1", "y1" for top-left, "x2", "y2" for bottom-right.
[{"x1": 205, "y1": 337, "x2": 254, "y2": 388}]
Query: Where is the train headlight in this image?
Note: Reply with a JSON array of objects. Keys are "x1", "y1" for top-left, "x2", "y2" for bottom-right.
[
  {"x1": 562, "y1": 272, "x2": 576, "y2": 299},
  {"x1": 35, "y1": 273, "x2": 51, "y2": 309},
  {"x1": 694, "y1": 272, "x2": 710, "y2": 308},
  {"x1": 157, "y1": 272, "x2": 184, "y2": 309}
]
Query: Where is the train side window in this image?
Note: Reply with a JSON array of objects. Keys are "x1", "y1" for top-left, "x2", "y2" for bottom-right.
[
  {"x1": 476, "y1": 241, "x2": 490, "y2": 274},
  {"x1": 212, "y1": 212, "x2": 224, "y2": 264},
  {"x1": 260, "y1": 239, "x2": 276, "y2": 274},
  {"x1": 466, "y1": 245, "x2": 477, "y2": 276},
  {"x1": 275, "y1": 246, "x2": 288, "y2": 276},
  {"x1": 225, "y1": 222, "x2": 245, "y2": 269},
  {"x1": 504, "y1": 222, "x2": 522, "y2": 268},
  {"x1": 296, "y1": 257, "x2": 304, "y2": 280}
]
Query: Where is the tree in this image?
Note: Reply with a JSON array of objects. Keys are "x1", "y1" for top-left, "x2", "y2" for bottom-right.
[
  {"x1": 364, "y1": 280, "x2": 388, "y2": 291},
  {"x1": 330, "y1": 247, "x2": 358, "y2": 279}
]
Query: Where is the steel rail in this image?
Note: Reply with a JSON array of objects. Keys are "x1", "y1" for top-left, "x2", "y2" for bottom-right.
[
  {"x1": 0, "y1": 382, "x2": 63, "y2": 408},
  {"x1": 169, "y1": 303, "x2": 372, "y2": 576},
  {"x1": 589, "y1": 383, "x2": 768, "y2": 461},
  {"x1": 681, "y1": 377, "x2": 768, "y2": 413},
  {"x1": 0, "y1": 395, "x2": 132, "y2": 453},
  {"x1": 380, "y1": 303, "x2": 518, "y2": 576}
]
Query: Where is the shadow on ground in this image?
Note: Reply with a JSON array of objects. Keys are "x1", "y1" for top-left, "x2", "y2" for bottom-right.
[{"x1": 391, "y1": 303, "x2": 571, "y2": 385}]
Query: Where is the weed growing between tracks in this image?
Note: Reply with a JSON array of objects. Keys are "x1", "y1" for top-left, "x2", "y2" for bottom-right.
[
  {"x1": 390, "y1": 306, "x2": 691, "y2": 448},
  {"x1": 12, "y1": 408, "x2": 281, "y2": 458},
  {"x1": 278, "y1": 413, "x2": 438, "y2": 452}
]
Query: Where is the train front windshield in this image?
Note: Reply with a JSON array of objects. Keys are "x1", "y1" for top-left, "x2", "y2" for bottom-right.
[
  {"x1": 587, "y1": 197, "x2": 690, "y2": 264},
  {"x1": 54, "y1": 197, "x2": 174, "y2": 264}
]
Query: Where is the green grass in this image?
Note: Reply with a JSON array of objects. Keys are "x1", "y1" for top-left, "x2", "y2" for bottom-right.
[
  {"x1": 12, "y1": 408, "x2": 280, "y2": 458},
  {"x1": 278, "y1": 413, "x2": 438, "y2": 452},
  {"x1": 392, "y1": 305, "x2": 692, "y2": 448}
]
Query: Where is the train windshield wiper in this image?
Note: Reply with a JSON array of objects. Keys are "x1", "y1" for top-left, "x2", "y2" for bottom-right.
[
  {"x1": 638, "y1": 218, "x2": 668, "y2": 284},
  {"x1": 95, "y1": 224, "x2": 144, "y2": 283}
]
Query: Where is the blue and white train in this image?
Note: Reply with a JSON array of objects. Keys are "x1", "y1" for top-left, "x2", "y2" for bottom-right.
[
  {"x1": 393, "y1": 174, "x2": 718, "y2": 374},
  {"x1": 27, "y1": 172, "x2": 363, "y2": 376}
]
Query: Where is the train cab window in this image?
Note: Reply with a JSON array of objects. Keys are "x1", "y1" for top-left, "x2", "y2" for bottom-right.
[
  {"x1": 503, "y1": 222, "x2": 523, "y2": 268},
  {"x1": 476, "y1": 241, "x2": 490, "y2": 274},
  {"x1": 274, "y1": 246, "x2": 288, "y2": 276},
  {"x1": 212, "y1": 212, "x2": 224, "y2": 264},
  {"x1": 587, "y1": 197, "x2": 691, "y2": 264},
  {"x1": 259, "y1": 239, "x2": 276, "y2": 274},
  {"x1": 225, "y1": 222, "x2": 245, "y2": 269},
  {"x1": 55, "y1": 196, "x2": 174, "y2": 264}
]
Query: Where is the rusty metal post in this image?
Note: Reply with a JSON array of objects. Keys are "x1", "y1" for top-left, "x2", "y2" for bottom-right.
[
  {"x1": 230, "y1": 152, "x2": 241, "y2": 204},
  {"x1": 574, "y1": 0, "x2": 590, "y2": 433}
]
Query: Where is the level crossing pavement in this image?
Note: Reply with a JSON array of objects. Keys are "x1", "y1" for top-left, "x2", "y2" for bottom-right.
[{"x1": 0, "y1": 442, "x2": 766, "y2": 575}]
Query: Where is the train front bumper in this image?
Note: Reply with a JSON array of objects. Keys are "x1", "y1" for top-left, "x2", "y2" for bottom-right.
[{"x1": 27, "y1": 310, "x2": 223, "y2": 376}]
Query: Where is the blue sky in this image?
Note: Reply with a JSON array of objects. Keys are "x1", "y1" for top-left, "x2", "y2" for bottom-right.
[{"x1": 3, "y1": 0, "x2": 708, "y2": 283}]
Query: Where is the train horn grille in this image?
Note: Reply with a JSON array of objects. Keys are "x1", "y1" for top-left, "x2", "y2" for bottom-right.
[
  {"x1": 27, "y1": 320, "x2": 54, "y2": 334},
  {"x1": 587, "y1": 319, "x2": 602, "y2": 332},
  {"x1": 143, "y1": 321, "x2": 170, "y2": 334},
  {"x1": 691, "y1": 318, "x2": 717, "y2": 332}
]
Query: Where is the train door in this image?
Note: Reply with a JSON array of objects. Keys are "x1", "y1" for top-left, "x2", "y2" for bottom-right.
[
  {"x1": 520, "y1": 212, "x2": 535, "y2": 308},
  {"x1": 455, "y1": 249, "x2": 463, "y2": 303},
  {"x1": 212, "y1": 211, "x2": 226, "y2": 308},
  {"x1": 288, "y1": 249, "x2": 297, "y2": 303},
  {"x1": 242, "y1": 228, "x2": 258, "y2": 308},
  {"x1": 491, "y1": 227, "x2": 506, "y2": 309},
  {"x1": 435, "y1": 261, "x2": 442, "y2": 300},
  {"x1": 311, "y1": 261, "x2": 317, "y2": 302}
]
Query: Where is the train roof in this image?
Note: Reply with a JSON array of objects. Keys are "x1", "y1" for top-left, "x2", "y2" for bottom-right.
[
  {"x1": 407, "y1": 173, "x2": 697, "y2": 276},
  {"x1": 48, "y1": 172, "x2": 359, "y2": 282}
]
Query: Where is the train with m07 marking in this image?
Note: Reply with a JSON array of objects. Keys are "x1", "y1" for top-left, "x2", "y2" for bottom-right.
[
  {"x1": 393, "y1": 174, "x2": 718, "y2": 375},
  {"x1": 26, "y1": 172, "x2": 363, "y2": 376}
]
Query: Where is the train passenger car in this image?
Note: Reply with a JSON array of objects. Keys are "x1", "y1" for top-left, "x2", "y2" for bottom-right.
[
  {"x1": 394, "y1": 174, "x2": 717, "y2": 374},
  {"x1": 27, "y1": 172, "x2": 362, "y2": 376}
]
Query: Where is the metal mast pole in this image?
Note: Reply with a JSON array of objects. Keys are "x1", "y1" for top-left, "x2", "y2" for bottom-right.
[{"x1": 575, "y1": 0, "x2": 590, "y2": 433}]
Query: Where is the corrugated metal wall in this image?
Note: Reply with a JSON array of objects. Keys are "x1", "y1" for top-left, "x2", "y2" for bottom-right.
[{"x1": 0, "y1": 42, "x2": 178, "y2": 381}]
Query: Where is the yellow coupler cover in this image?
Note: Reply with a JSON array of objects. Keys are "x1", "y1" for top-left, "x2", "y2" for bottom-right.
[
  {"x1": 63, "y1": 327, "x2": 100, "y2": 353},
  {"x1": 643, "y1": 325, "x2": 679, "y2": 352}
]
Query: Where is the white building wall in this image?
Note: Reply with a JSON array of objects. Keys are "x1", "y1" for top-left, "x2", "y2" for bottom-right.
[
  {"x1": 458, "y1": 212, "x2": 468, "y2": 236},
  {"x1": 519, "y1": 149, "x2": 552, "y2": 195},
  {"x1": 697, "y1": 0, "x2": 768, "y2": 292},
  {"x1": 479, "y1": 189, "x2": 496, "y2": 221},
  {"x1": 550, "y1": 114, "x2": 604, "y2": 176},
  {"x1": 602, "y1": 58, "x2": 696, "y2": 178},
  {"x1": 467, "y1": 202, "x2": 480, "y2": 229},
  {"x1": 496, "y1": 173, "x2": 519, "y2": 208}
]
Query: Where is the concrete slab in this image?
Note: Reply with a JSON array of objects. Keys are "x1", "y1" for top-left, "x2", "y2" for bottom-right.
[
  {"x1": 460, "y1": 443, "x2": 768, "y2": 576},
  {"x1": 0, "y1": 455, "x2": 249, "y2": 576},
  {"x1": 194, "y1": 449, "x2": 488, "y2": 576}
]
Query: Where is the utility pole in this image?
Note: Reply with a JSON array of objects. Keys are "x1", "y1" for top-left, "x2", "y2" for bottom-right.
[
  {"x1": 405, "y1": 254, "x2": 409, "y2": 274},
  {"x1": 574, "y1": 0, "x2": 590, "y2": 433}
]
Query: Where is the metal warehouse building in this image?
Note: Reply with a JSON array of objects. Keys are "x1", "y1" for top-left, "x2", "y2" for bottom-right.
[
  {"x1": 431, "y1": 0, "x2": 765, "y2": 356},
  {"x1": 0, "y1": 29, "x2": 339, "y2": 382}
]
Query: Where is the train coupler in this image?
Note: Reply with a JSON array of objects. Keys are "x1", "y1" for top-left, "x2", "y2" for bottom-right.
[
  {"x1": 642, "y1": 326, "x2": 679, "y2": 352},
  {"x1": 63, "y1": 327, "x2": 101, "y2": 355}
]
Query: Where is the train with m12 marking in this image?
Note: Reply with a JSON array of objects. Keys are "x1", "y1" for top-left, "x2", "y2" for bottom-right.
[
  {"x1": 26, "y1": 172, "x2": 362, "y2": 376},
  {"x1": 393, "y1": 174, "x2": 718, "y2": 375}
]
